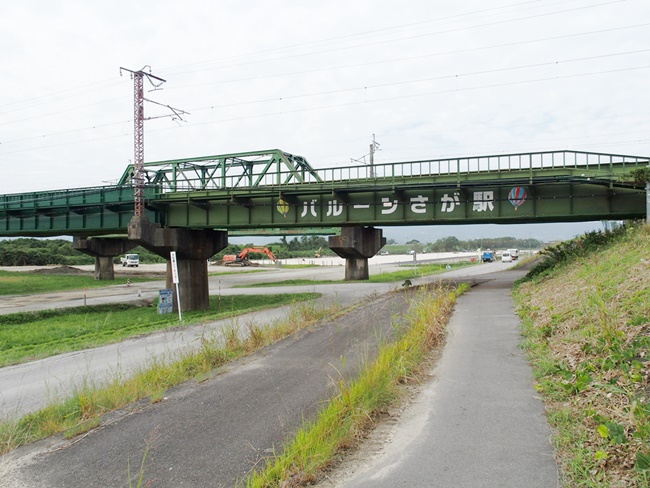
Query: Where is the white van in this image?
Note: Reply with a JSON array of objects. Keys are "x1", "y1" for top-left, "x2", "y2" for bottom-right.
[{"x1": 501, "y1": 251, "x2": 513, "y2": 263}]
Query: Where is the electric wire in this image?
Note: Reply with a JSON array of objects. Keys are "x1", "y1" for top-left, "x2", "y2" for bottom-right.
[
  {"x1": 1, "y1": 63, "x2": 646, "y2": 157},
  {"x1": 1, "y1": 49, "x2": 645, "y2": 149}
]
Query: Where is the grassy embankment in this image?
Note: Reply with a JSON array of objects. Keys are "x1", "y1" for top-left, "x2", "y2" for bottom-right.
[
  {"x1": 0, "y1": 293, "x2": 319, "y2": 367},
  {"x1": 0, "y1": 298, "x2": 338, "y2": 454},
  {"x1": 245, "y1": 283, "x2": 469, "y2": 487},
  {"x1": 236, "y1": 262, "x2": 474, "y2": 288},
  {"x1": 514, "y1": 224, "x2": 650, "y2": 487}
]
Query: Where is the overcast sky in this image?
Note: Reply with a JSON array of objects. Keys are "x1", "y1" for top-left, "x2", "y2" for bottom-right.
[{"x1": 1, "y1": 0, "x2": 648, "y2": 241}]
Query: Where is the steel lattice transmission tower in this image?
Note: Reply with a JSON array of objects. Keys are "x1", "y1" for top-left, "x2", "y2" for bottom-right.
[{"x1": 120, "y1": 66, "x2": 166, "y2": 217}]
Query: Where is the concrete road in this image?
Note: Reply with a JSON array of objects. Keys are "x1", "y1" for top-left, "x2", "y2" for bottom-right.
[{"x1": 0, "y1": 252, "x2": 473, "y2": 314}]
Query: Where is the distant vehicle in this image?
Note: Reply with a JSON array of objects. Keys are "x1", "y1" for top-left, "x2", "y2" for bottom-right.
[
  {"x1": 222, "y1": 247, "x2": 277, "y2": 266},
  {"x1": 507, "y1": 249, "x2": 520, "y2": 260},
  {"x1": 501, "y1": 251, "x2": 513, "y2": 263},
  {"x1": 481, "y1": 251, "x2": 495, "y2": 263},
  {"x1": 121, "y1": 253, "x2": 140, "y2": 267}
]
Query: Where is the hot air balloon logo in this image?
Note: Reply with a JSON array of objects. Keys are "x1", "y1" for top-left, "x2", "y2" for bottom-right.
[
  {"x1": 276, "y1": 198, "x2": 290, "y2": 218},
  {"x1": 508, "y1": 187, "x2": 527, "y2": 211}
]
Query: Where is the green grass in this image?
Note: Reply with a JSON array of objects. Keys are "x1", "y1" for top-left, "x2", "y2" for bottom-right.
[
  {"x1": 0, "y1": 270, "x2": 154, "y2": 296},
  {"x1": 236, "y1": 262, "x2": 474, "y2": 288},
  {"x1": 235, "y1": 279, "x2": 336, "y2": 288},
  {"x1": 0, "y1": 299, "x2": 341, "y2": 455},
  {"x1": 0, "y1": 293, "x2": 319, "y2": 366},
  {"x1": 244, "y1": 283, "x2": 469, "y2": 487},
  {"x1": 514, "y1": 223, "x2": 650, "y2": 487},
  {"x1": 367, "y1": 262, "x2": 472, "y2": 283}
]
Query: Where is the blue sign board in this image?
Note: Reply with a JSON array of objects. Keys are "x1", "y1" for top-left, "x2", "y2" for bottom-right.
[{"x1": 158, "y1": 289, "x2": 174, "y2": 314}]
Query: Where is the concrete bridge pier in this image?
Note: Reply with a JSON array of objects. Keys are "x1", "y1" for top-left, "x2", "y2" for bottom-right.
[
  {"x1": 128, "y1": 216, "x2": 227, "y2": 311},
  {"x1": 329, "y1": 226, "x2": 386, "y2": 280},
  {"x1": 72, "y1": 236, "x2": 136, "y2": 280}
]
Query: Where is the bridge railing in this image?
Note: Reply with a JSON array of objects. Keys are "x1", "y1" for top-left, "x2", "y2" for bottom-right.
[
  {"x1": 319, "y1": 151, "x2": 648, "y2": 182},
  {"x1": 151, "y1": 150, "x2": 648, "y2": 193},
  {"x1": 0, "y1": 185, "x2": 141, "y2": 213},
  {"x1": 1, "y1": 151, "x2": 646, "y2": 204}
]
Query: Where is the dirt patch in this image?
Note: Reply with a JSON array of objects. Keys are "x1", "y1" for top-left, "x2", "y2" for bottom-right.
[{"x1": 31, "y1": 266, "x2": 90, "y2": 275}]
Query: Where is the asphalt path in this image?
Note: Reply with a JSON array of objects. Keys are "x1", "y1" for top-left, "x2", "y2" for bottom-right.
[{"x1": 324, "y1": 268, "x2": 559, "y2": 488}]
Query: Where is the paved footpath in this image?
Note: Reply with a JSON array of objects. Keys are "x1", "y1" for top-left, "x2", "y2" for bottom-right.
[{"x1": 331, "y1": 268, "x2": 559, "y2": 488}]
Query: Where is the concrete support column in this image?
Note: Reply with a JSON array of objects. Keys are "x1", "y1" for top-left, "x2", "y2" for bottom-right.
[
  {"x1": 73, "y1": 236, "x2": 137, "y2": 280},
  {"x1": 165, "y1": 259, "x2": 210, "y2": 311},
  {"x1": 328, "y1": 226, "x2": 386, "y2": 280},
  {"x1": 95, "y1": 256, "x2": 116, "y2": 281},
  {"x1": 128, "y1": 216, "x2": 227, "y2": 311}
]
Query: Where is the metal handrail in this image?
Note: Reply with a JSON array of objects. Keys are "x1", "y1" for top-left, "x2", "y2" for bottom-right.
[
  {"x1": 0, "y1": 150, "x2": 647, "y2": 206},
  {"x1": 149, "y1": 150, "x2": 649, "y2": 193}
]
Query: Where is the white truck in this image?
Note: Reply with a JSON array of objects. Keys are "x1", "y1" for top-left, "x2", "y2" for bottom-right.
[
  {"x1": 507, "y1": 249, "x2": 520, "y2": 261},
  {"x1": 120, "y1": 253, "x2": 140, "y2": 267}
]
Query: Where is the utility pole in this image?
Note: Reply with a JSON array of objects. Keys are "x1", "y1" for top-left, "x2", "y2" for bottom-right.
[
  {"x1": 351, "y1": 134, "x2": 381, "y2": 178},
  {"x1": 369, "y1": 134, "x2": 380, "y2": 178},
  {"x1": 120, "y1": 66, "x2": 166, "y2": 217}
]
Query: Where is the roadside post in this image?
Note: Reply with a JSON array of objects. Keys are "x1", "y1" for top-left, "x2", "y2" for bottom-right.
[{"x1": 170, "y1": 251, "x2": 182, "y2": 321}]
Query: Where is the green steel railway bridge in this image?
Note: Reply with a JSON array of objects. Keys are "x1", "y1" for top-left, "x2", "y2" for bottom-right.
[{"x1": 1, "y1": 149, "x2": 648, "y2": 310}]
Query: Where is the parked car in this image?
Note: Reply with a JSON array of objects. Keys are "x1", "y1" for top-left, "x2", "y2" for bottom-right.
[{"x1": 501, "y1": 251, "x2": 513, "y2": 263}]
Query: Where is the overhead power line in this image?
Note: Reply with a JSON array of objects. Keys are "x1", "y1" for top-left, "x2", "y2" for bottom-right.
[
  {"x1": 171, "y1": 23, "x2": 650, "y2": 91},
  {"x1": 159, "y1": 0, "x2": 569, "y2": 75},
  {"x1": 160, "y1": 0, "x2": 628, "y2": 76},
  {"x1": 1, "y1": 63, "x2": 646, "y2": 159},
  {"x1": 1, "y1": 48, "x2": 645, "y2": 148}
]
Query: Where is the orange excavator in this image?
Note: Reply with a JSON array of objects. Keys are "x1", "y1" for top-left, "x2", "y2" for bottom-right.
[{"x1": 222, "y1": 247, "x2": 277, "y2": 266}]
